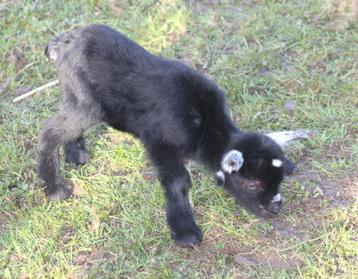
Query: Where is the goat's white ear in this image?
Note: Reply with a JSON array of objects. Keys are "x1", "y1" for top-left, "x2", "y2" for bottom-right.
[{"x1": 221, "y1": 150, "x2": 244, "y2": 174}]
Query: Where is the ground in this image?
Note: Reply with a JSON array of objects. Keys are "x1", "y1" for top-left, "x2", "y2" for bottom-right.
[{"x1": 0, "y1": 0, "x2": 357, "y2": 278}]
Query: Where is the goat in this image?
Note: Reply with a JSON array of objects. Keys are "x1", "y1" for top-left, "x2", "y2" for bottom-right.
[{"x1": 38, "y1": 24, "x2": 301, "y2": 247}]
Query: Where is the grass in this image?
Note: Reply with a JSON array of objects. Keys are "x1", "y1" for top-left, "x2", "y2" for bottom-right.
[{"x1": 0, "y1": 0, "x2": 357, "y2": 278}]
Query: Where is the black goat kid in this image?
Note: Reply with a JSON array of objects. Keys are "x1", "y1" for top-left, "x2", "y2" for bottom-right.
[{"x1": 38, "y1": 25, "x2": 295, "y2": 247}]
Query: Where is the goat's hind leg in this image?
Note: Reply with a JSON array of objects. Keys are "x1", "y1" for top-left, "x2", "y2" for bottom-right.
[{"x1": 37, "y1": 110, "x2": 97, "y2": 200}]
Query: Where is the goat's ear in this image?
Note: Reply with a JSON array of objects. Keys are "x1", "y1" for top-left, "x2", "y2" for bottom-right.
[{"x1": 221, "y1": 150, "x2": 244, "y2": 174}]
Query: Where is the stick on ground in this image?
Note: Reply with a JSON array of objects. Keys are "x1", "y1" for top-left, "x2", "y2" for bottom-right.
[{"x1": 12, "y1": 79, "x2": 59, "y2": 103}]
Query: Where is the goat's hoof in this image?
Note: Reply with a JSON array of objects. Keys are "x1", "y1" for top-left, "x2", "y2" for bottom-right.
[
  {"x1": 46, "y1": 184, "x2": 72, "y2": 201},
  {"x1": 65, "y1": 150, "x2": 89, "y2": 166},
  {"x1": 173, "y1": 227, "x2": 202, "y2": 248}
]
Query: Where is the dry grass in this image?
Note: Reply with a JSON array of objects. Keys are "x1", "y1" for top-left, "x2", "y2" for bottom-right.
[
  {"x1": 325, "y1": 0, "x2": 358, "y2": 30},
  {"x1": 0, "y1": 0, "x2": 357, "y2": 278}
]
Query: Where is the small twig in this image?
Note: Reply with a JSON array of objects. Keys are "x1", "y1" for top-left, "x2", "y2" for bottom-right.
[
  {"x1": 15, "y1": 61, "x2": 38, "y2": 77},
  {"x1": 12, "y1": 79, "x2": 59, "y2": 103},
  {"x1": 0, "y1": 62, "x2": 38, "y2": 96}
]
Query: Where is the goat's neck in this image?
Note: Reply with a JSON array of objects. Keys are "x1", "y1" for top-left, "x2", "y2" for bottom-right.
[{"x1": 197, "y1": 115, "x2": 239, "y2": 171}]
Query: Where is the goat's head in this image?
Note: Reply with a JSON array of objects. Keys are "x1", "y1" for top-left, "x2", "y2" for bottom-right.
[{"x1": 215, "y1": 132, "x2": 296, "y2": 217}]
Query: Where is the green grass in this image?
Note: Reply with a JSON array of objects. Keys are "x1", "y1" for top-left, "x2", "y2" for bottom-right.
[{"x1": 1, "y1": 0, "x2": 357, "y2": 278}]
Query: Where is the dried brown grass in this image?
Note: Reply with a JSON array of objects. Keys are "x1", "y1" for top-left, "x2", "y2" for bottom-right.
[{"x1": 325, "y1": 0, "x2": 358, "y2": 30}]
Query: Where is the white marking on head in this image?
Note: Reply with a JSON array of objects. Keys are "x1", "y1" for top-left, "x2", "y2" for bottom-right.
[
  {"x1": 272, "y1": 193, "x2": 282, "y2": 203},
  {"x1": 272, "y1": 159, "x2": 283, "y2": 167},
  {"x1": 221, "y1": 150, "x2": 244, "y2": 174}
]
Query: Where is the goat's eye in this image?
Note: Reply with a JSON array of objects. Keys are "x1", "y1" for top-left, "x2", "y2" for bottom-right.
[{"x1": 243, "y1": 180, "x2": 261, "y2": 191}]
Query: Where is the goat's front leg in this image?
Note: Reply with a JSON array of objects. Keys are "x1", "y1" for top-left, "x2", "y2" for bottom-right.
[
  {"x1": 163, "y1": 169, "x2": 202, "y2": 247},
  {"x1": 149, "y1": 145, "x2": 202, "y2": 247}
]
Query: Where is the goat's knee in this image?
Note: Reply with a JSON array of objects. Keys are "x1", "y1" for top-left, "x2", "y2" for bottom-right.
[{"x1": 64, "y1": 136, "x2": 89, "y2": 165}]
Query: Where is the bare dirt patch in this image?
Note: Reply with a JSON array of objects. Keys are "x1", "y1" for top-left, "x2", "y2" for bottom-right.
[
  {"x1": 170, "y1": 227, "x2": 304, "y2": 274},
  {"x1": 290, "y1": 165, "x2": 357, "y2": 207},
  {"x1": 74, "y1": 247, "x2": 115, "y2": 278},
  {"x1": 234, "y1": 248, "x2": 303, "y2": 270}
]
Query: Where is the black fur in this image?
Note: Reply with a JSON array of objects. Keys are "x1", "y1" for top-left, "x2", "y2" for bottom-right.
[{"x1": 38, "y1": 24, "x2": 294, "y2": 247}]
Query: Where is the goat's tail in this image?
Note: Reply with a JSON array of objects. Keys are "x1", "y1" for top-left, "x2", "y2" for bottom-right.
[
  {"x1": 44, "y1": 35, "x2": 63, "y2": 61},
  {"x1": 44, "y1": 42, "x2": 54, "y2": 60},
  {"x1": 44, "y1": 28, "x2": 79, "y2": 61}
]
